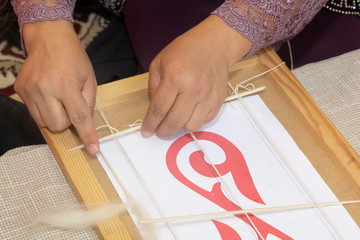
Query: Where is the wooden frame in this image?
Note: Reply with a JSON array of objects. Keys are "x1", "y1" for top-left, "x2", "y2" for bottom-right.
[{"x1": 40, "y1": 47, "x2": 360, "y2": 239}]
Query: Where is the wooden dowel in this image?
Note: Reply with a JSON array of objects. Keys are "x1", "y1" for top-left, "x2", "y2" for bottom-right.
[
  {"x1": 68, "y1": 125, "x2": 142, "y2": 152},
  {"x1": 224, "y1": 86, "x2": 265, "y2": 102},
  {"x1": 138, "y1": 200, "x2": 360, "y2": 224},
  {"x1": 68, "y1": 87, "x2": 265, "y2": 152}
]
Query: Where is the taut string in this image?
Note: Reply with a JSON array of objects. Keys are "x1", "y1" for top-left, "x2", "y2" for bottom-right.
[
  {"x1": 235, "y1": 97, "x2": 346, "y2": 239},
  {"x1": 68, "y1": 86, "x2": 265, "y2": 152},
  {"x1": 226, "y1": 61, "x2": 345, "y2": 239},
  {"x1": 189, "y1": 132, "x2": 265, "y2": 240},
  {"x1": 230, "y1": 62, "x2": 285, "y2": 94},
  {"x1": 95, "y1": 102, "x2": 181, "y2": 240},
  {"x1": 139, "y1": 200, "x2": 360, "y2": 224}
]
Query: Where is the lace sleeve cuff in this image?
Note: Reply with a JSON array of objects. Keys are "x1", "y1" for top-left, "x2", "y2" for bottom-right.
[
  {"x1": 212, "y1": 0, "x2": 327, "y2": 55},
  {"x1": 11, "y1": 0, "x2": 76, "y2": 56}
]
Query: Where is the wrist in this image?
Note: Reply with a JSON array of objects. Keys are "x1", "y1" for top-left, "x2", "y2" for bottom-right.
[
  {"x1": 200, "y1": 15, "x2": 253, "y2": 67},
  {"x1": 23, "y1": 20, "x2": 77, "y2": 54}
]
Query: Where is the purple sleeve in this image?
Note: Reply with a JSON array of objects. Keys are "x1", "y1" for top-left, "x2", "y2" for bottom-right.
[
  {"x1": 11, "y1": 0, "x2": 76, "y2": 55},
  {"x1": 212, "y1": 0, "x2": 328, "y2": 54}
]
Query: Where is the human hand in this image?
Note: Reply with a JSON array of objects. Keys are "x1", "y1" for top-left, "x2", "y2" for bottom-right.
[
  {"x1": 141, "y1": 15, "x2": 252, "y2": 137},
  {"x1": 15, "y1": 20, "x2": 99, "y2": 154}
]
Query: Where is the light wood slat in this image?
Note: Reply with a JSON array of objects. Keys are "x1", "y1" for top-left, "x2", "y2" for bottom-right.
[
  {"x1": 41, "y1": 127, "x2": 131, "y2": 240},
  {"x1": 258, "y1": 48, "x2": 360, "y2": 188}
]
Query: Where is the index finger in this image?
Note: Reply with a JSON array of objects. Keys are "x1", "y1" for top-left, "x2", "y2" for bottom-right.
[{"x1": 62, "y1": 91, "x2": 99, "y2": 155}]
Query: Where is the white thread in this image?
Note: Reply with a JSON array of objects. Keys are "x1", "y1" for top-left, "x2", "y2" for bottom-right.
[
  {"x1": 95, "y1": 102, "x2": 181, "y2": 240},
  {"x1": 226, "y1": 61, "x2": 345, "y2": 238},
  {"x1": 225, "y1": 86, "x2": 266, "y2": 103},
  {"x1": 99, "y1": 149, "x2": 157, "y2": 240},
  {"x1": 139, "y1": 200, "x2": 360, "y2": 224},
  {"x1": 69, "y1": 89, "x2": 265, "y2": 152},
  {"x1": 231, "y1": 62, "x2": 285, "y2": 95},
  {"x1": 236, "y1": 83, "x2": 256, "y2": 92},
  {"x1": 237, "y1": 97, "x2": 346, "y2": 240},
  {"x1": 96, "y1": 102, "x2": 114, "y2": 134},
  {"x1": 128, "y1": 119, "x2": 143, "y2": 128},
  {"x1": 189, "y1": 132, "x2": 265, "y2": 240},
  {"x1": 96, "y1": 125, "x2": 119, "y2": 133},
  {"x1": 68, "y1": 124, "x2": 141, "y2": 152},
  {"x1": 36, "y1": 203, "x2": 128, "y2": 228},
  {"x1": 287, "y1": 40, "x2": 294, "y2": 70}
]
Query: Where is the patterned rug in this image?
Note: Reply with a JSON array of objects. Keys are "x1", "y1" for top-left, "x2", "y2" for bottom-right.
[{"x1": 0, "y1": 13, "x2": 109, "y2": 96}]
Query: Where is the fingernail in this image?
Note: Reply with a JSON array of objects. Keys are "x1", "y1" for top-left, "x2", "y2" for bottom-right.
[
  {"x1": 88, "y1": 143, "x2": 99, "y2": 155},
  {"x1": 141, "y1": 129, "x2": 152, "y2": 138}
]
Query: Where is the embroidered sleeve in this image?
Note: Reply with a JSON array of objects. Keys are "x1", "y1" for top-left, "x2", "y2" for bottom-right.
[
  {"x1": 212, "y1": 0, "x2": 328, "y2": 54},
  {"x1": 11, "y1": 0, "x2": 76, "y2": 55}
]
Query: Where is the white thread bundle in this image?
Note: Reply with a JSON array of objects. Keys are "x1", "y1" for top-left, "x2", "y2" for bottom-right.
[
  {"x1": 35, "y1": 201, "x2": 157, "y2": 239},
  {"x1": 36, "y1": 203, "x2": 128, "y2": 228}
]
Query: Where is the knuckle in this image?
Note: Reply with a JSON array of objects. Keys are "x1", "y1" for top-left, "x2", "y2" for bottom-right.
[
  {"x1": 148, "y1": 104, "x2": 166, "y2": 119},
  {"x1": 163, "y1": 69, "x2": 182, "y2": 85},
  {"x1": 157, "y1": 127, "x2": 176, "y2": 138},
  {"x1": 36, "y1": 82, "x2": 49, "y2": 95},
  {"x1": 70, "y1": 110, "x2": 89, "y2": 124},
  {"x1": 48, "y1": 120, "x2": 69, "y2": 132},
  {"x1": 164, "y1": 117, "x2": 182, "y2": 131},
  {"x1": 48, "y1": 125, "x2": 63, "y2": 132}
]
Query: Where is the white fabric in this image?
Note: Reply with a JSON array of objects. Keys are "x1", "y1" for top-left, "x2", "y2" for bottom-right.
[
  {"x1": 0, "y1": 145, "x2": 98, "y2": 239},
  {"x1": 293, "y1": 48, "x2": 360, "y2": 155}
]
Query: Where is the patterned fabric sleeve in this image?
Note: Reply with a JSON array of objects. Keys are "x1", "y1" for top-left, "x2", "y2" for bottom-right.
[
  {"x1": 11, "y1": 0, "x2": 76, "y2": 55},
  {"x1": 212, "y1": 0, "x2": 328, "y2": 54}
]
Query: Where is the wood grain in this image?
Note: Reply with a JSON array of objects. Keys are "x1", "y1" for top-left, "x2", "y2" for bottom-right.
[{"x1": 258, "y1": 48, "x2": 360, "y2": 188}]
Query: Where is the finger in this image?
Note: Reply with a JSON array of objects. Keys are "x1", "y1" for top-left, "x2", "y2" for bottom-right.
[
  {"x1": 185, "y1": 98, "x2": 223, "y2": 132},
  {"x1": 81, "y1": 74, "x2": 97, "y2": 112},
  {"x1": 16, "y1": 90, "x2": 45, "y2": 127},
  {"x1": 27, "y1": 102, "x2": 46, "y2": 127},
  {"x1": 205, "y1": 108, "x2": 219, "y2": 124},
  {"x1": 184, "y1": 103, "x2": 208, "y2": 133},
  {"x1": 155, "y1": 92, "x2": 198, "y2": 136},
  {"x1": 62, "y1": 91, "x2": 99, "y2": 155},
  {"x1": 37, "y1": 97, "x2": 71, "y2": 131},
  {"x1": 148, "y1": 59, "x2": 162, "y2": 100},
  {"x1": 141, "y1": 82, "x2": 178, "y2": 138}
]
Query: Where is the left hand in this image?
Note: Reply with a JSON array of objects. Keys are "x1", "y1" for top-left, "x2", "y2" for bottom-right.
[{"x1": 141, "y1": 15, "x2": 252, "y2": 137}]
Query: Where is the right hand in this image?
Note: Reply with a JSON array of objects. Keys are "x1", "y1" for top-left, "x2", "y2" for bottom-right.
[{"x1": 15, "y1": 20, "x2": 99, "y2": 155}]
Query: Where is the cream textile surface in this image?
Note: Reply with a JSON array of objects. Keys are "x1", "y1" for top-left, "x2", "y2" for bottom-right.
[
  {"x1": 0, "y1": 48, "x2": 359, "y2": 239},
  {"x1": 292, "y1": 48, "x2": 360, "y2": 155},
  {"x1": 0, "y1": 145, "x2": 98, "y2": 239}
]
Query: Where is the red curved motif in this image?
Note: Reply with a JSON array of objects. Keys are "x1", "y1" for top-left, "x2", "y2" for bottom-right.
[
  {"x1": 166, "y1": 131, "x2": 293, "y2": 240},
  {"x1": 212, "y1": 220, "x2": 242, "y2": 240}
]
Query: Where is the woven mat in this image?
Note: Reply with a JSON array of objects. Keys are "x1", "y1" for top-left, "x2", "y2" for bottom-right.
[
  {"x1": 293, "y1": 48, "x2": 360, "y2": 155},
  {"x1": 1, "y1": 48, "x2": 359, "y2": 239},
  {"x1": 0, "y1": 145, "x2": 98, "y2": 239}
]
